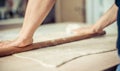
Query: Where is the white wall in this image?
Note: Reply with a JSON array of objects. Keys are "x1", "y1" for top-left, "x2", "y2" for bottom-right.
[{"x1": 86, "y1": 0, "x2": 114, "y2": 24}]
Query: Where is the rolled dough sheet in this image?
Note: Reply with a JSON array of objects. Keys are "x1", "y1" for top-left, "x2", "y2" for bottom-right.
[
  {"x1": 14, "y1": 34, "x2": 117, "y2": 67},
  {"x1": 0, "y1": 23, "x2": 117, "y2": 67},
  {"x1": 0, "y1": 23, "x2": 106, "y2": 57}
]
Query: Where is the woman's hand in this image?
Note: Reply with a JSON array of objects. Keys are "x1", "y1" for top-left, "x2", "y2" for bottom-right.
[
  {"x1": 72, "y1": 26, "x2": 104, "y2": 35},
  {"x1": 0, "y1": 38, "x2": 33, "y2": 48}
]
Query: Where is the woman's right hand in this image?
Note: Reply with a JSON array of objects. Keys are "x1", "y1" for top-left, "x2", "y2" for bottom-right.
[{"x1": 72, "y1": 25, "x2": 104, "y2": 35}]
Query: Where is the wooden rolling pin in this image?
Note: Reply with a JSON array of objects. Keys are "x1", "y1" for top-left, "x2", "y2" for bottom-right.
[{"x1": 0, "y1": 31, "x2": 106, "y2": 57}]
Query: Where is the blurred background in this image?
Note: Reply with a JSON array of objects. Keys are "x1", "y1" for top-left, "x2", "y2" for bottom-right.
[
  {"x1": 0, "y1": 1, "x2": 118, "y2": 71},
  {"x1": 0, "y1": 0, "x2": 115, "y2": 29}
]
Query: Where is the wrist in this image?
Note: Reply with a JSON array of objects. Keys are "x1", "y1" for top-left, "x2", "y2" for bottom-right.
[
  {"x1": 92, "y1": 25, "x2": 103, "y2": 33},
  {"x1": 15, "y1": 36, "x2": 33, "y2": 47},
  {"x1": 17, "y1": 35, "x2": 33, "y2": 42}
]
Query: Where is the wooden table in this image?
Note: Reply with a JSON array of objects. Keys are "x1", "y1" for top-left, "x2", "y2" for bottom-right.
[{"x1": 0, "y1": 23, "x2": 119, "y2": 71}]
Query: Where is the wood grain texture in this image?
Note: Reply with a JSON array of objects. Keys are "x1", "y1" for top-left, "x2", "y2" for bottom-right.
[{"x1": 0, "y1": 31, "x2": 106, "y2": 57}]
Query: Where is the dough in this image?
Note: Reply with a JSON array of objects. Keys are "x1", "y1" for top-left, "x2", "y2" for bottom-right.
[
  {"x1": 0, "y1": 31, "x2": 105, "y2": 57},
  {"x1": 14, "y1": 34, "x2": 116, "y2": 67}
]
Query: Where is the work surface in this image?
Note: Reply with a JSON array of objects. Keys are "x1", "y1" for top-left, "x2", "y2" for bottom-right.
[{"x1": 0, "y1": 23, "x2": 119, "y2": 71}]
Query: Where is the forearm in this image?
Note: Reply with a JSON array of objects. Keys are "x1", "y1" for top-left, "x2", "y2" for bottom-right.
[
  {"x1": 92, "y1": 4, "x2": 118, "y2": 32},
  {"x1": 19, "y1": 0, "x2": 56, "y2": 39}
]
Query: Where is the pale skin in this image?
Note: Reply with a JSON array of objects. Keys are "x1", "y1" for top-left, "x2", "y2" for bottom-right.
[
  {"x1": 0, "y1": 0, "x2": 56, "y2": 47},
  {"x1": 73, "y1": 4, "x2": 118, "y2": 35},
  {"x1": 0, "y1": 1, "x2": 118, "y2": 48}
]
